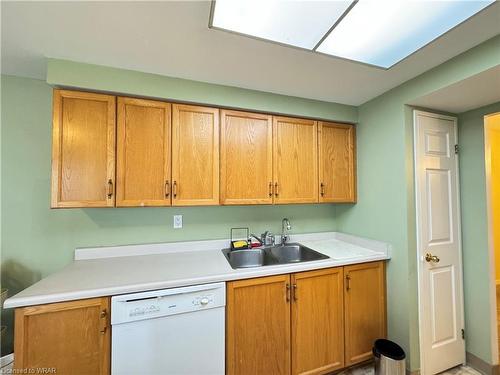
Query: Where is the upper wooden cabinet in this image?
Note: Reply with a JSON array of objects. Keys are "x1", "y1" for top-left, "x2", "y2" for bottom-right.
[
  {"x1": 50, "y1": 89, "x2": 357, "y2": 207},
  {"x1": 291, "y1": 268, "x2": 345, "y2": 375},
  {"x1": 273, "y1": 116, "x2": 318, "y2": 204},
  {"x1": 14, "y1": 297, "x2": 110, "y2": 375},
  {"x1": 116, "y1": 98, "x2": 171, "y2": 207},
  {"x1": 220, "y1": 110, "x2": 273, "y2": 205},
  {"x1": 171, "y1": 104, "x2": 220, "y2": 206},
  {"x1": 51, "y1": 90, "x2": 116, "y2": 208},
  {"x1": 344, "y1": 261, "x2": 386, "y2": 366},
  {"x1": 226, "y1": 275, "x2": 291, "y2": 375},
  {"x1": 319, "y1": 122, "x2": 356, "y2": 203}
]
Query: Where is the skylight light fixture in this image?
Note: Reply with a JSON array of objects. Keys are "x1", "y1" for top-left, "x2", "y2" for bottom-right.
[
  {"x1": 210, "y1": 0, "x2": 494, "y2": 69},
  {"x1": 211, "y1": 0, "x2": 354, "y2": 49},
  {"x1": 316, "y1": 0, "x2": 494, "y2": 68}
]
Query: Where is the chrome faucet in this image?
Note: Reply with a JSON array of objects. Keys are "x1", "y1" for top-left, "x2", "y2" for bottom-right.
[
  {"x1": 281, "y1": 218, "x2": 291, "y2": 245},
  {"x1": 261, "y1": 231, "x2": 275, "y2": 246}
]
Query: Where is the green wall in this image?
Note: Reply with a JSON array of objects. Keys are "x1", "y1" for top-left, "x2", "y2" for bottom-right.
[
  {"x1": 47, "y1": 58, "x2": 357, "y2": 123},
  {"x1": 336, "y1": 35, "x2": 500, "y2": 371},
  {"x1": 458, "y1": 102, "x2": 500, "y2": 364},
  {"x1": 0, "y1": 74, "x2": 355, "y2": 355}
]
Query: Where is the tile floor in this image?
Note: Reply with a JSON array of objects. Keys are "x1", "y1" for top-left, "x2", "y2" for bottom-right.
[
  {"x1": 440, "y1": 366, "x2": 482, "y2": 375},
  {"x1": 337, "y1": 363, "x2": 481, "y2": 375}
]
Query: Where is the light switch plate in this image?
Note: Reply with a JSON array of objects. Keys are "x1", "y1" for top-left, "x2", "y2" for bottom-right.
[{"x1": 173, "y1": 215, "x2": 183, "y2": 229}]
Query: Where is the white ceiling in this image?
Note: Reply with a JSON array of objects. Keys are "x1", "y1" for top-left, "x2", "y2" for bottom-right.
[
  {"x1": 409, "y1": 65, "x2": 500, "y2": 113},
  {"x1": 1, "y1": 1, "x2": 499, "y2": 106}
]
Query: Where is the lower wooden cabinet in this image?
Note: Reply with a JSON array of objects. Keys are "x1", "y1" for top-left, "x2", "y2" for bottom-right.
[
  {"x1": 292, "y1": 268, "x2": 345, "y2": 375},
  {"x1": 344, "y1": 261, "x2": 387, "y2": 366},
  {"x1": 14, "y1": 297, "x2": 110, "y2": 375},
  {"x1": 227, "y1": 262, "x2": 386, "y2": 375},
  {"x1": 226, "y1": 275, "x2": 291, "y2": 375}
]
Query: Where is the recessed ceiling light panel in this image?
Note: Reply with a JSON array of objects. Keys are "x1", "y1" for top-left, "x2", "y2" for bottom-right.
[
  {"x1": 316, "y1": 0, "x2": 494, "y2": 68},
  {"x1": 211, "y1": 0, "x2": 354, "y2": 49},
  {"x1": 210, "y1": 0, "x2": 494, "y2": 69}
]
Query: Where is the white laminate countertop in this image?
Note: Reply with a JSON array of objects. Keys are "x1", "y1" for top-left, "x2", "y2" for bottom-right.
[{"x1": 4, "y1": 232, "x2": 391, "y2": 308}]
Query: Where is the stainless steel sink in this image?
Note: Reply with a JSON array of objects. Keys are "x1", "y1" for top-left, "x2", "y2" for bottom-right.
[
  {"x1": 270, "y1": 243, "x2": 329, "y2": 263},
  {"x1": 222, "y1": 243, "x2": 329, "y2": 269},
  {"x1": 222, "y1": 248, "x2": 278, "y2": 268}
]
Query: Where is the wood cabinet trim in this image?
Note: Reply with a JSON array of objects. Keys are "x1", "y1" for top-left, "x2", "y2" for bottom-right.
[
  {"x1": 51, "y1": 89, "x2": 116, "y2": 208},
  {"x1": 273, "y1": 115, "x2": 317, "y2": 126}
]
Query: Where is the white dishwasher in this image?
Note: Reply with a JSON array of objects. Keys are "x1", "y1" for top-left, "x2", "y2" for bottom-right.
[{"x1": 111, "y1": 282, "x2": 225, "y2": 375}]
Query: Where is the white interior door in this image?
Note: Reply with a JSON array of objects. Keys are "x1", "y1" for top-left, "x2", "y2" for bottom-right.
[{"x1": 414, "y1": 110, "x2": 465, "y2": 375}]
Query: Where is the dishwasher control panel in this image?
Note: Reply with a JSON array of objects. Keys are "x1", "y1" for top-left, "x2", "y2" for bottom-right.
[
  {"x1": 111, "y1": 283, "x2": 225, "y2": 325},
  {"x1": 192, "y1": 294, "x2": 214, "y2": 307}
]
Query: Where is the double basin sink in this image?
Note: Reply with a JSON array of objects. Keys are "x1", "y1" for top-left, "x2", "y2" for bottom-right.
[{"x1": 222, "y1": 243, "x2": 329, "y2": 269}]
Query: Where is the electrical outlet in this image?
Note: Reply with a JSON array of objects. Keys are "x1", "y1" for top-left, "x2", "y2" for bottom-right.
[{"x1": 173, "y1": 215, "x2": 183, "y2": 229}]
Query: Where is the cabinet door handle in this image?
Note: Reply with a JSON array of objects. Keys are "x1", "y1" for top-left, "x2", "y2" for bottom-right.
[
  {"x1": 320, "y1": 182, "x2": 325, "y2": 197},
  {"x1": 107, "y1": 179, "x2": 114, "y2": 199},
  {"x1": 269, "y1": 182, "x2": 273, "y2": 197},
  {"x1": 292, "y1": 283, "x2": 297, "y2": 301},
  {"x1": 99, "y1": 309, "x2": 108, "y2": 334},
  {"x1": 286, "y1": 283, "x2": 290, "y2": 302},
  {"x1": 165, "y1": 180, "x2": 170, "y2": 198},
  {"x1": 173, "y1": 181, "x2": 178, "y2": 198},
  {"x1": 274, "y1": 182, "x2": 279, "y2": 197},
  {"x1": 346, "y1": 274, "x2": 351, "y2": 291}
]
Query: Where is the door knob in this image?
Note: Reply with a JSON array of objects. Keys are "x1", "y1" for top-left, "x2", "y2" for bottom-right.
[{"x1": 425, "y1": 253, "x2": 440, "y2": 263}]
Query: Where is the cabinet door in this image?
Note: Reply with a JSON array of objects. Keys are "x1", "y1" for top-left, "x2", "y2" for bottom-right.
[
  {"x1": 220, "y1": 110, "x2": 273, "y2": 205},
  {"x1": 172, "y1": 104, "x2": 219, "y2": 206},
  {"x1": 51, "y1": 90, "x2": 116, "y2": 208},
  {"x1": 227, "y1": 275, "x2": 291, "y2": 375},
  {"x1": 318, "y1": 122, "x2": 356, "y2": 203},
  {"x1": 291, "y1": 268, "x2": 344, "y2": 375},
  {"x1": 344, "y1": 261, "x2": 386, "y2": 366},
  {"x1": 273, "y1": 116, "x2": 318, "y2": 204},
  {"x1": 14, "y1": 298, "x2": 110, "y2": 375},
  {"x1": 116, "y1": 98, "x2": 171, "y2": 207}
]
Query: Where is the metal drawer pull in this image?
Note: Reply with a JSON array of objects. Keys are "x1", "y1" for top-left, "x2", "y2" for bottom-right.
[
  {"x1": 99, "y1": 310, "x2": 107, "y2": 334},
  {"x1": 165, "y1": 180, "x2": 170, "y2": 198},
  {"x1": 107, "y1": 179, "x2": 114, "y2": 199}
]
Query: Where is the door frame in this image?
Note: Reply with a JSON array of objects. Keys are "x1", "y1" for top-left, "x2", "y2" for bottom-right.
[
  {"x1": 413, "y1": 110, "x2": 465, "y2": 374},
  {"x1": 484, "y1": 112, "x2": 500, "y2": 365}
]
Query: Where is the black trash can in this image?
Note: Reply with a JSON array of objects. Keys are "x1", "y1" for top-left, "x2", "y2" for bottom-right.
[{"x1": 373, "y1": 339, "x2": 406, "y2": 375}]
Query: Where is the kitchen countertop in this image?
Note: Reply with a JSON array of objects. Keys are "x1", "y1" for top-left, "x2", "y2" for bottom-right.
[{"x1": 4, "y1": 232, "x2": 391, "y2": 308}]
